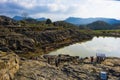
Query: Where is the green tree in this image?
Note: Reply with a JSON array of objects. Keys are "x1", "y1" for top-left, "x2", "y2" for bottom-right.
[{"x1": 46, "y1": 19, "x2": 52, "y2": 24}]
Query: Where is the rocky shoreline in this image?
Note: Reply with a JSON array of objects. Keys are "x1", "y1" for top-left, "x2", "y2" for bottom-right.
[
  {"x1": 0, "y1": 26, "x2": 93, "y2": 55},
  {"x1": 0, "y1": 52, "x2": 120, "y2": 80},
  {"x1": 14, "y1": 54, "x2": 120, "y2": 80}
]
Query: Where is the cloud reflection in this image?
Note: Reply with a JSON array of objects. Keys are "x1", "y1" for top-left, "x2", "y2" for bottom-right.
[{"x1": 49, "y1": 37, "x2": 120, "y2": 57}]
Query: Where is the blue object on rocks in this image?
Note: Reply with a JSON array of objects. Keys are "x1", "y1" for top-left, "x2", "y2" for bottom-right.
[{"x1": 100, "y1": 71, "x2": 107, "y2": 80}]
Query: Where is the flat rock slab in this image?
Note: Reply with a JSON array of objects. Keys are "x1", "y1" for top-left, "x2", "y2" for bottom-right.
[{"x1": 14, "y1": 57, "x2": 120, "y2": 80}]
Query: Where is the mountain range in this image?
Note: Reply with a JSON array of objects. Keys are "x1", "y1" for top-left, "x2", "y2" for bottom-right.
[
  {"x1": 13, "y1": 16, "x2": 46, "y2": 21},
  {"x1": 13, "y1": 16, "x2": 120, "y2": 25},
  {"x1": 65, "y1": 17, "x2": 120, "y2": 25},
  {"x1": 86, "y1": 21, "x2": 113, "y2": 30},
  {"x1": 12, "y1": 16, "x2": 120, "y2": 30}
]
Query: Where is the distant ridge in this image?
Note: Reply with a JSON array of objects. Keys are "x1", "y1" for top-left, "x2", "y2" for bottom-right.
[
  {"x1": 13, "y1": 16, "x2": 24, "y2": 21},
  {"x1": 65, "y1": 17, "x2": 120, "y2": 25},
  {"x1": 36, "y1": 17, "x2": 46, "y2": 21},
  {"x1": 13, "y1": 16, "x2": 46, "y2": 21},
  {"x1": 86, "y1": 21, "x2": 113, "y2": 30}
]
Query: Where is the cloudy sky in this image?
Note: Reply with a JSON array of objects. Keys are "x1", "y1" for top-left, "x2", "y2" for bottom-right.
[{"x1": 0, "y1": 0, "x2": 120, "y2": 21}]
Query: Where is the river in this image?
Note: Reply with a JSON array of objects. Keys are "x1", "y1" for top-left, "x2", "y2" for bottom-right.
[{"x1": 49, "y1": 37, "x2": 120, "y2": 58}]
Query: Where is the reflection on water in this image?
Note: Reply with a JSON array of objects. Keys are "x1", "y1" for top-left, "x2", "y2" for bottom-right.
[{"x1": 49, "y1": 37, "x2": 120, "y2": 57}]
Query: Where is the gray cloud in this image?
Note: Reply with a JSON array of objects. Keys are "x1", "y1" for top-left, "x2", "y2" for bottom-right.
[
  {"x1": 0, "y1": 2, "x2": 26, "y2": 16},
  {"x1": 0, "y1": 1, "x2": 73, "y2": 17},
  {"x1": 0, "y1": 0, "x2": 120, "y2": 21}
]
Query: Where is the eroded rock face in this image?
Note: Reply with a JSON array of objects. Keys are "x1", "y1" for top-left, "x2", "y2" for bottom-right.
[
  {"x1": 14, "y1": 56, "x2": 120, "y2": 80},
  {"x1": 0, "y1": 26, "x2": 92, "y2": 53},
  {"x1": 21, "y1": 29, "x2": 93, "y2": 52},
  {"x1": 24, "y1": 29, "x2": 92, "y2": 45},
  {"x1": 0, "y1": 51, "x2": 20, "y2": 80},
  {"x1": 14, "y1": 59, "x2": 69, "y2": 80},
  {"x1": 0, "y1": 27, "x2": 36, "y2": 53},
  {"x1": 0, "y1": 15, "x2": 93, "y2": 54},
  {"x1": 0, "y1": 16, "x2": 17, "y2": 26}
]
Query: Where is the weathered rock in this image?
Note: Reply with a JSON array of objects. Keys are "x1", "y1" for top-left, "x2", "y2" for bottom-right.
[
  {"x1": 22, "y1": 29, "x2": 93, "y2": 52},
  {"x1": 0, "y1": 28, "x2": 36, "y2": 53},
  {"x1": 14, "y1": 56, "x2": 120, "y2": 80},
  {"x1": 15, "y1": 60, "x2": 69, "y2": 80},
  {"x1": 0, "y1": 51, "x2": 20, "y2": 80},
  {"x1": 0, "y1": 16, "x2": 17, "y2": 26},
  {"x1": 0, "y1": 16, "x2": 93, "y2": 54},
  {"x1": 0, "y1": 25, "x2": 93, "y2": 54}
]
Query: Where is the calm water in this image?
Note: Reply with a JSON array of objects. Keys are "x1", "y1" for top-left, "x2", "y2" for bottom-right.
[{"x1": 49, "y1": 37, "x2": 120, "y2": 57}]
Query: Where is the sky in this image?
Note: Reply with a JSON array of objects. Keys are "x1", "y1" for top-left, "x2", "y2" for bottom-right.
[{"x1": 0, "y1": 0, "x2": 120, "y2": 21}]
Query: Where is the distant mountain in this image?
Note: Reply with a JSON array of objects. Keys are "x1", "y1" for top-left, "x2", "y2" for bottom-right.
[
  {"x1": 13, "y1": 16, "x2": 46, "y2": 21},
  {"x1": 53, "y1": 21, "x2": 78, "y2": 29},
  {"x1": 36, "y1": 17, "x2": 46, "y2": 21},
  {"x1": 65, "y1": 17, "x2": 120, "y2": 25},
  {"x1": 86, "y1": 21, "x2": 113, "y2": 30},
  {"x1": 13, "y1": 16, "x2": 24, "y2": 21},
  {"x1": 25, "y1": 18, "x2": 38, "y2": 24}
]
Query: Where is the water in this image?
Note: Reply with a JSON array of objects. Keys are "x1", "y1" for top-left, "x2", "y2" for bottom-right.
[{"x1": 49, "y1": 37, "x2": 120, "y2": 57}]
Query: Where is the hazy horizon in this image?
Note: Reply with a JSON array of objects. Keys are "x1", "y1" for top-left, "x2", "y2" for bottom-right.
[{"x1": 0, "y1": 0, "x2": 120, "y2": 21}]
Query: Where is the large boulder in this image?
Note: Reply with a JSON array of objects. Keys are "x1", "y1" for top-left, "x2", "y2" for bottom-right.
[{"x1": 0, "y1": 51, "x2": 20, "y2": 80}]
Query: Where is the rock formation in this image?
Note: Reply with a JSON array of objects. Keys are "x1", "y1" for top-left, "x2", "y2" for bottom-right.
[
  {"x1": 14, "y1": 55, "x2": 120, "y2": 80},
  {"x1": 0, "y1": 15, "x2": 93, "y2": 53},
  {"x1": 0, "y1": 16, "x2": 17, "y2": 26},
  {"x1": 0, "y1": 51, "x2": 19, "y2": 80},
  {"x1": 0, "y1": 52, "x2": 119, "y2": 80}
]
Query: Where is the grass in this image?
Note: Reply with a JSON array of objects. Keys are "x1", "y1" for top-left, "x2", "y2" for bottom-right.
[
  {"x1": 79, "y1": 29, "x2": 120, "y2": 37},
  {"x1": 93, "y1": 29, "x2": 120, "y2": 33},
  {"x1": 17, "y1": 48, "x2": 44, "y2": 59}
]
